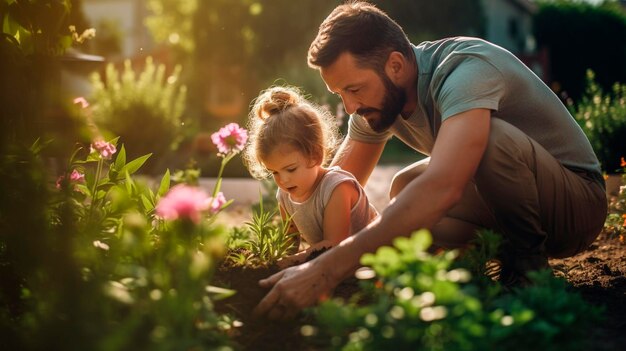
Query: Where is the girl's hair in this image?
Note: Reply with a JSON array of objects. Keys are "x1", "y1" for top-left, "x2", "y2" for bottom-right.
[{"x1": 243, "y1": 86, "x2": 340, "y2": 179}]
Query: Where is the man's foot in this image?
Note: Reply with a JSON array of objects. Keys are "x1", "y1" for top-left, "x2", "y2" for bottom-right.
[{"x1": 485, "y1": 252, "x2": 550, "y2": 289}]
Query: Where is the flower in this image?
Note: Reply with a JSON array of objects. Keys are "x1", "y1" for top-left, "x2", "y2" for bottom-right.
[
  {"x1": 56, "y1": 169, "x2": 85, "y2": 189},
  {"x1": 73, "y1": 96, "x2": 90, "y2": 109},
  {"x1": 91, "y1": 140, "x2": 117, "y2": 160},
  {"x1": 621, "y1": 157, "x2": 626, "y2": 168},
  {"x1": 208, "y1": 192, "x2": 226, "y2": 213},
  {"x1": 156, "y1": 184, "x2": 212, "y2": 223},
  {"x1": 211, "y1": 123, "x2": 248, "y2": 155},
  {"x1": 70, "y1": 169, "x2": 85, "y2": 182}
]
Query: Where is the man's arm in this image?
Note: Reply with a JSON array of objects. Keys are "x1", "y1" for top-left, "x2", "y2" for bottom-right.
[
  {"x1": 253, "y1": 108, "x2": 491, "y2": 319},
  {"x1": 331, "y1": 137, "x2": 385, "y2": 186}
]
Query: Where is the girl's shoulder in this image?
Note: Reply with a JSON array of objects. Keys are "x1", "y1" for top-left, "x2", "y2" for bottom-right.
[{"x1": 320, "y1": 166, "x2": 361, "y2": 206}]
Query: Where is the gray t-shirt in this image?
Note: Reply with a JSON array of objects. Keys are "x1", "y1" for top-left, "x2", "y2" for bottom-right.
[
  {"x1": 277, "y1": 166, "x2": 378, "y2": 245},
  {"x1": 348, "y1": 36, "x2": 601, "y2": 175}
]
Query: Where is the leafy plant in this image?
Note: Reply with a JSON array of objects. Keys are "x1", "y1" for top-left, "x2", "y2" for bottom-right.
[
  {"x1": 226, "y1": 197, "x2": 297, "y2": 267},
  {"x1": 605, "y1": 159, "x2": 626, "y2": 240},
  {"x1": 2, "y1": 123, "x2": 249, "y2": 350},
  {"x1": 569, "y1": 70, "x2": 626, "y2": 173},
  {"x1": 311, "y1": 230, "x2": 602, "y2": 351},
  {"x1": 90, "y1": 56, "x2": 187, "y2": 173}
]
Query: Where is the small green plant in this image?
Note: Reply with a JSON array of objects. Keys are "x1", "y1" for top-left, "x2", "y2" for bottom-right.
[
  {"x1": 569, "y1": 70, "x2": 626, "y2": 173},
  {"x1": 90, "y1": 56, "x2": 187, "y2": 172},
  {"x1": 311, "y1": 230, "x2": 603, "y2": 351},
  {"x1": 605, "y1": 159, "x2": 626, "y2": 240},
  {"x1": 226, "y1": 197, "x2": 297, "y2": 267}
]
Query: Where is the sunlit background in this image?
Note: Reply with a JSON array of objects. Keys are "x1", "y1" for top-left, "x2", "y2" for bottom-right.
[{"x1": 2, "y1": 0, "x2": 626, "y2": 176}]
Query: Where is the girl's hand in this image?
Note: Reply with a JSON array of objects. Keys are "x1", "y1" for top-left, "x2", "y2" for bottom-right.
[{"x1": 276, "y1": 254, "x2": 304, "y2": 269}]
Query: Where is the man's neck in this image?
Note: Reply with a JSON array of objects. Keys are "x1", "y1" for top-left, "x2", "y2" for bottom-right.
[{"x1": 401, "y1": 58, "x2": 419, "y2": 119}]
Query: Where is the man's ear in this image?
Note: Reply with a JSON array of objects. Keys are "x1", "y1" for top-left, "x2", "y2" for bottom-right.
[{"x1": 385, "y1": 51, "x2": 406, "y2": 81}]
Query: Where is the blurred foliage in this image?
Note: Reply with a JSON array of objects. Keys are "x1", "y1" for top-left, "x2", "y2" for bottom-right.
[
  {"x1": 375, "y1": 0, "x2": 485, "y2": 43},
  {"x1": 90, "y1": 56, "x2": 187, "y2": 174},
  {"x1": 2, "y1": 138, "x2": 238, "y2": 350},
  {"x1": 1, "y1": 0, "x2": 90, "y2": 151},
  {"x1": 569, "y1": 69, "x2": 626, "y2": 173},
  {"x1": 312, "y1": 230, "x2": 603, "y2": 351},
  {"x1": 534, "y1": 0, "x2": 626, "y2": 102}
]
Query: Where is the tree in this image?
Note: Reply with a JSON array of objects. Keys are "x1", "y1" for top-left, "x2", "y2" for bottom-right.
[{"x1": 534, "y1": 0, "x2": 626, "y2": 101}]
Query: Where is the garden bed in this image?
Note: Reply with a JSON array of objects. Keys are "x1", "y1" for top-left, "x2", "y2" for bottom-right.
[
  {"x1": 549, "y1": 230, "x2": 626, "y2": 351},
  {"x1": 213, "y1": 183, "x2": 626, "y2": 350}
]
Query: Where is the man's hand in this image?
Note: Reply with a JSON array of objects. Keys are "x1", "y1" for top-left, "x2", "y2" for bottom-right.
[{"x1": 253, "y1": 259, "x2": 337, "y2": 320}]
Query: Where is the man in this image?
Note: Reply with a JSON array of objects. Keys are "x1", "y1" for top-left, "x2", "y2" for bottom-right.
[{"x1": 254, "y1": 1, "x2": 607, "y2": 320}]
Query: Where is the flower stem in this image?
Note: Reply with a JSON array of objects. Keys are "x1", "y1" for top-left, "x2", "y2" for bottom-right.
[
  {"x1": 212, "y1": 154, "x2": 231, "y2": 198},
  {"x1": 88, "y1": 158, "x2": 103, "y2": 222}
]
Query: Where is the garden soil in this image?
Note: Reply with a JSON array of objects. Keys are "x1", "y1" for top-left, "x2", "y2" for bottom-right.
[{"x1": 214, "y1": 166, "x2": 626, "y2": 350}]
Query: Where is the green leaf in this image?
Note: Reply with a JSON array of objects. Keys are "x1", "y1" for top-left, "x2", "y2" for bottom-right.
[
  {"x1": 219, "y1": 199, "x2": 234, "y2": 211},
  {"x1": 124, "y1": 171, "x2": 134, "y2": 194},
  {"x1": 114, "y1": 144, "x2": 126, "y2": 171},
  {"x1": 158, "y1": 169, "x2": 170, "y2": 197},
  {"x1": 120, "y1": 153, "x2": 152, "y2": 175},
  {"x1": 75, "y1": 184, "x2": 91, "y2": 196},
  {"x1": 141, "y1": 194, "x2": 154, "y2": 211},
  {"x1": 206, "y1": 285, "x2": 236, "y2": 301}
]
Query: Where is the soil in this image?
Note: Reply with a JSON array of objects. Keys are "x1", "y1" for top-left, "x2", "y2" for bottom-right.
[{"x1": 549, "y1": 230, "x2": 626, "y2": 351}]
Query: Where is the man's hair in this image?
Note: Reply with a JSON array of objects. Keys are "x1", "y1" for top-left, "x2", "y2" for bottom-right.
[{"x1": 308, "y1": 1, "x2": 412, "y2": 71}]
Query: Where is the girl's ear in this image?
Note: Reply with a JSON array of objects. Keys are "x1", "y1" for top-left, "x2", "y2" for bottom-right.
[{"x1": 308, "y1": 153, "x2": 323, "y2": 167}]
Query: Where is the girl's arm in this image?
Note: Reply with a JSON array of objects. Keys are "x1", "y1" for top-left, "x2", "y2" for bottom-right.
[
  {"x1": 321, "y1": 181, "x2": 359, "y2": 245},
  {"x1": 277, "y1": 182, "x2": 358, "y2": 268}
]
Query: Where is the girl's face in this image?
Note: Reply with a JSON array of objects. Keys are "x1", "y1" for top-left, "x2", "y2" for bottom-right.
[{"x1": 262, "y1": 144, "x2": 325, "y2": 202}]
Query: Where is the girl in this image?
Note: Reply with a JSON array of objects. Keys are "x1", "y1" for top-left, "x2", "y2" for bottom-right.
[{"x1": 243, "y1": 86, "x2": 378, "y2": 267}]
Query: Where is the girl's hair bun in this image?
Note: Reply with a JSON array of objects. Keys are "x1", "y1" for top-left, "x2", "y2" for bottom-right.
[{"x1": 256, "y1": 87, "x2": 300, "y2": 120}]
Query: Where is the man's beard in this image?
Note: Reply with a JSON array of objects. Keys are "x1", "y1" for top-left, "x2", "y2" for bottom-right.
[{"x1": 356, "y1": 73, "x2": 407, "y2": 133}]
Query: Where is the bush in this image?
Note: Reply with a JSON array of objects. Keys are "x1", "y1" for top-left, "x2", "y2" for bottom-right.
[
  {"x1": 0, "y1": 123, "x2": 250, "y2": 350},
  {"x1": 90, "y1": 57, "x2": 187, "y2": 173},
  {"x1": 311, "y1": 230, "x2": 602, "y2": 351},
  {"x1": 569, "y1": 70, "x2": 626, "y2": 173}
]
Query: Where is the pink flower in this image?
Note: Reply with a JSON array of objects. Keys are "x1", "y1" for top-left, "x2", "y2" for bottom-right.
[
  {"x1": 91, "y1": 140, "x2": 117, "y2": 160},
  {"x1": 73, "y1": 97, "x2": 90, "y2": 109},
  {"x1": 70, "y1": 169, "x2": 85, "y2": 182},
  {"x1": 208, "y1": 192, "x2": 226, "y2": 213},
  {"x1": 156, "y1": 185, "x2": 212, "y2": 223},
  {"x1": 211, "y1": 123, "x2": 248, "y2": 155},
  {"x1": 56, "y1": 169, "x2": 85, "y2": 189}
]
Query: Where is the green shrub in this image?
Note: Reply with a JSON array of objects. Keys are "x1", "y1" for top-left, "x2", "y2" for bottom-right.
[
  {"x1": 570, "y1": 70, "x2": 626, "y2": 173},
  {"x1": 2, "y1": 125, "x2": 248, "y2": 350},
  {"x1": 311, "y1": 230, "x2": 602, "y2": 351},
  {"x1": 90, "y1": 57, "x2": 187, "y2": 173}
]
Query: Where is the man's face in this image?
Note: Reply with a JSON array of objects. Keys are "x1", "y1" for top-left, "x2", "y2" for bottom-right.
[{"x1": 320, "y1": 52, "x2": 406, "y2": 132}]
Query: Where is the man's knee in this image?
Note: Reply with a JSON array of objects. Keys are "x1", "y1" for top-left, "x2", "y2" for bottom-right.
[{"x1": 389, "y1": 158, "x2": 430, "y2": 199}]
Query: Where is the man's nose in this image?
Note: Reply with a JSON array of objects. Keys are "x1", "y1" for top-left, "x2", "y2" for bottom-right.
[{"x1": 340, "y1": 95, "x2": 359, "y2": 115}]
